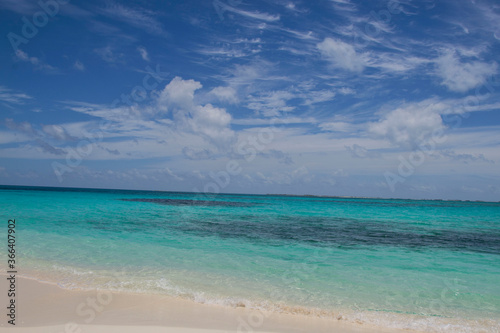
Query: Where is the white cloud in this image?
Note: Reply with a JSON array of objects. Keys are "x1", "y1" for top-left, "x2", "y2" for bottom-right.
[
  {"x1": 137, "y1": 47, "x2": 150, "y2": 61},
  {"x1": 185, "y1": 103, "x2": 234, "y2": 148},
  {"x1": 58, "y1": 77, "x2": 235, "y2": 156},
  {"x1": 368, "y1": 54, "x2": 429, "y2": 74},
  {"x1": 368, "y1": 99, "x2": 450, "y2": 148},
  {"x1": 280, "y1": 28, "x2": 316, "y2": 40},
  {"x1": 14, "y1": 50, "x2": 56, "y2": 72},
  {"x1": 63, "y1": 77, "x2": 234, "y2": 148},
  {"x1": 330, "y1": 0, "x2": 352, "y2": 4},
  {"x1": 198, "y1": 45, "x2": 252, "y2": 59},
  {"x1": 209, "y1": 86, "x2": 239, "y2": 104},
  {"x1": 164, "y1": 167, "x2": 183, "y2": 181},
  {"x1": 225, "y1": 62, "x2": 270, "y2": 87},
  {"x1": 317, "y1": 38, "x2": 365, "y2": 72},
  {"x1": 94, "y1": 46, "x2": 122, "y2": 63},
  {"x1": 158, "y1": 77, "x2": 235, "y2": 149},
  {"x1": 278, "y1": 46, "x2": 313, "y2": 56},
  {"x1": 338, "y1": 87, "x2": 355, "y2": 95},
  {"x1": 159, "y1": 76, "x2": 202, "y2": 110},
  {"x1": 303, "y1": 90, "x2": 335, "y2": 105},
  {"x1": 74, "y1": 60, "x2": 85, "y2": 71},
  {"x1": 15, "y1": 49, "x2": 37, "y2": 64},
  {"x1": 435, "y1": 50, "x2": 498, "y2": 92},
  {"x1": 42, "y1": 125, "x2": 76, "y2": 141}
]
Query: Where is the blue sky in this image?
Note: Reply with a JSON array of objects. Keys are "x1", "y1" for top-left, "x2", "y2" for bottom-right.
[{"x1": 1, "y1": 0, "x2": 499, "y2": 200}]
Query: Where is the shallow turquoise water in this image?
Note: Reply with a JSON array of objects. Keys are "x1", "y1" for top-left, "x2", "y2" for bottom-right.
[{"x1": 1, "y1": 186, "x2": 499, "y2": 331}]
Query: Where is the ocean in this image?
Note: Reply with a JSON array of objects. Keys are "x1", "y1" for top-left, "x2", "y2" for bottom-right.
[{"x1": 1, "y1": 185, "x2": 499, "y2": 332}]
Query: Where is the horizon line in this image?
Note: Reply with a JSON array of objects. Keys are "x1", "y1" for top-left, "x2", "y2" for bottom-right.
[{"x1": 1, "y1": 184, "x2": 499, "y2": 204}]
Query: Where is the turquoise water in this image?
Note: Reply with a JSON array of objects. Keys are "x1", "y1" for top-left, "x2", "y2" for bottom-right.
[{"x1": 1, "y1": 186, "x2": 499, "y2": 331}]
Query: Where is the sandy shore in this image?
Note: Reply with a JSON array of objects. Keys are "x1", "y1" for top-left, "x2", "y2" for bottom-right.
[{"x1": 0, "y1": 277, "x2": 414, "y2": 333}]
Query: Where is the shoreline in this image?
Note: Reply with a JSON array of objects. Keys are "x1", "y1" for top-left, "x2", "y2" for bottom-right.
[{"x1": 0, "y1": 276, "x2": 413, "y2": 333}]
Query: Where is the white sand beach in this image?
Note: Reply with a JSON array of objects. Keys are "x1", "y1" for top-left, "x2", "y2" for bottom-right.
[{"x1": 0, "y1": 277, "x2": 413, "y2": 333}]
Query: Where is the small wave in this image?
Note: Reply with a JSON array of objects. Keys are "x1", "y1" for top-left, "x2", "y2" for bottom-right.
[{"x1": 9, "y1": 267, "x2": 499, "y2": 333}]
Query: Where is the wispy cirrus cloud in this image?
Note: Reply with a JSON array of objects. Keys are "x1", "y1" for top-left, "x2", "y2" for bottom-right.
[
  {"x1": 100, "y1": 3, "x2": 167, "y2": 36},
  {"x1": 246, "y1": 90, "x2": 296, "y2": 117},
  {"x1": 452, "y1": 0, "x2": 500, "y2": 40},
  {"x1": 0, "y1": 86, "x2": 32, "y2": 105},
  {"x1": 14, "y1": 50, "x2": 57, "y2": 73},
  {"x1": 215, "y1": 2, "x2": 280, "y2": 22},
  {"x1": 329, "y1": 0, "x2": 357, "y2": 12}
]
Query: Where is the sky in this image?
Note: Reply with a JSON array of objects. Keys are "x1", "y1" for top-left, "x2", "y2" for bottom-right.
[{"x1": 0, "y1": 0, "x2": 499, "y2": 201}]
